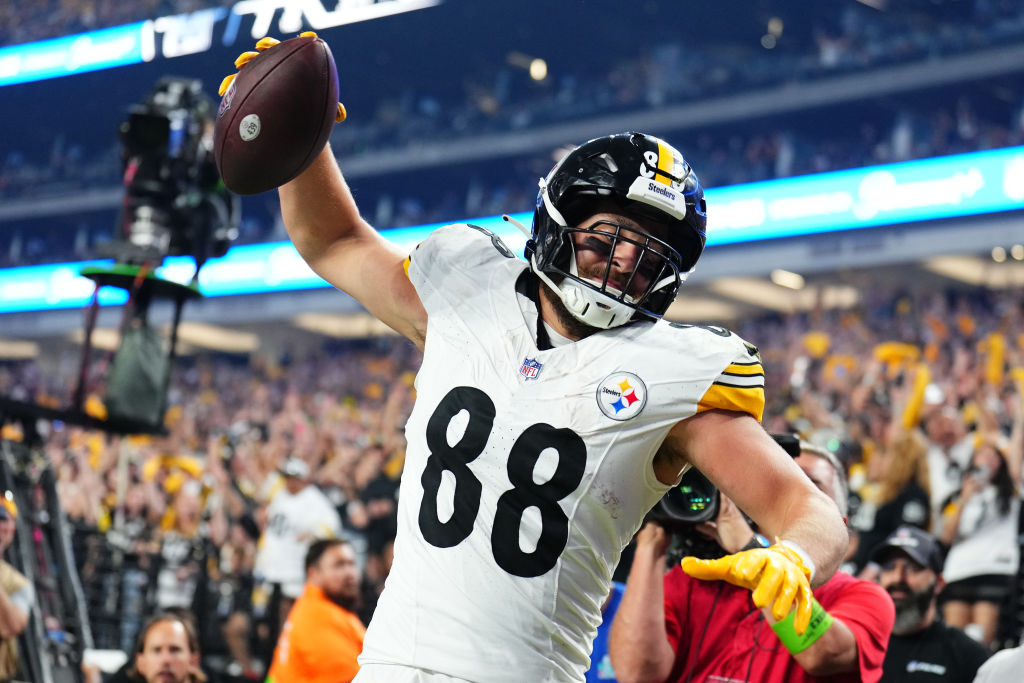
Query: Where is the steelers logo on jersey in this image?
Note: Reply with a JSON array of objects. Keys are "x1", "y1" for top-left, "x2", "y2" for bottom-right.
[{"x1": 596, "y1": 372, "x2": 647, "y2": 421}]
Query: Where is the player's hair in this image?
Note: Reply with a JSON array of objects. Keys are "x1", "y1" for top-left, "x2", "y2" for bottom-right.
[
  {"x1": 798, "y1": 441, "x2": 849, "y2": 517},
  {"x1": 131, "y1": 610, "x2": 205, "y2": 682},
  {"x1": 305, "y1": 537, "x2": 348, "y2": 572}
]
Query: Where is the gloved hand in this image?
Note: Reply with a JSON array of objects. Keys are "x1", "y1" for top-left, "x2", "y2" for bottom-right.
[
  {"x1": 218, "y1": 33, "x2": 347, "y2": 123},
  {"x1": 681, "y1": 544, "x2": 813, "y2": 634}
]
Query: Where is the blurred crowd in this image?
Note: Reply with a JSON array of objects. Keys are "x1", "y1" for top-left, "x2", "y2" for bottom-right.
[
  {"x1": 2, "y1": 88, "x2": 1022, "y2": 269},
  {"x1": 2, "y1": 280, "x2": 1023, "y2": 677},
  {"x1": 2, "y1": 337, "x2": 420, "y2": 678},
  {"x1": 0, "y1": 0, "x2": 234, "y2": 47},
  {"x1": 4, "y1": 1, "x2": 1024, "y2": 267}
]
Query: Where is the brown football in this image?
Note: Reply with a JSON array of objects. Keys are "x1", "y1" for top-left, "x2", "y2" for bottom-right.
[{"x1": 214, "y1": 35, "x2": 339, "y2": 195}]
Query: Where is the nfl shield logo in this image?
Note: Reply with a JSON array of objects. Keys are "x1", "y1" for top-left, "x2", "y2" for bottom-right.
[{"x1": 520, "y1": 358, "x2": 543, "y2": 380}]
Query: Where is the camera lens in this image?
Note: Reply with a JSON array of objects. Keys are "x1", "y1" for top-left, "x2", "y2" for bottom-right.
[{"x1": 654, "y1": 469, "x2": 720, "y2": 526}]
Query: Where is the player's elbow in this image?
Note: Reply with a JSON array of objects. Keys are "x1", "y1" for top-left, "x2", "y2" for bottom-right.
[{"x1": 805, "y1": 494, "x2": 849, "y2": 585}]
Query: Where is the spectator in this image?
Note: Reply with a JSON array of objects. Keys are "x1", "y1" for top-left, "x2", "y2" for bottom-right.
[
  {"x1": 0, "y1": 492, "x2": 33, "y2": 682},
  {"x1": 609, "y1": 441, "x2": 893, "y2": 682},
  {"x1": 939, "y1": 439, "x2": 1021, "y2": 648},
  {"x1": 850, "y1": 429, "x2": 932, "y2": 577},
  {"x1": 266, "y1": 538, "x2": 365, "y2": 683},
  {"x1": 874, "y1": 526, "x2": 990, "y2": 683},
  {"x1": 254, "y1": 455, "x2": 345, "y2": 599},
  {"x1": 254, "y1": 457, "x2": 343, "y2": 660},
  {"x1": 131, "y1": 611, "x2": 206, "y2": 683},
  {"x1": 924, "y1": 406, "x2": 973, "y2": 526}
]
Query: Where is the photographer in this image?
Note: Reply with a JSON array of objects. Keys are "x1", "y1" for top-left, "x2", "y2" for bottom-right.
[{"x1": 610, "y1": 442, "x2": 894, "y2": 682}]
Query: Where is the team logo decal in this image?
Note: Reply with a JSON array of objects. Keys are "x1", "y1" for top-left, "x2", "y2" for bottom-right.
[
  {"x1": 596, "y1": 372, "x2": 647, "y2": 421},
  {"x1": 217, "y1": 78, "x2": 236, "y2": 119},
  {"x1": 520, "y1": 357, "x2": 543, "y2": 380}
]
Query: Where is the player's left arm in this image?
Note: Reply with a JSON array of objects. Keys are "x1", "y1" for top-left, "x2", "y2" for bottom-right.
[{"x1": 663, "y1": 411, "x2": 847, "y2": 587}]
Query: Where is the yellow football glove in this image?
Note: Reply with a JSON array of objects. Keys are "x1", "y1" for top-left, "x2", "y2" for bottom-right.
[
  {"x1": 681, "y1": 544, "x2": 813, "y2": 634},
  {"x1": 218, "y1": 32, "x2": 347, "y2": 123}
]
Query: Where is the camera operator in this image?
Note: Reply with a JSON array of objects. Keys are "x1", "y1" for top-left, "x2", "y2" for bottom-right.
[{"x1": 610, "y1": 441, "x2": 894, "y2": 683}]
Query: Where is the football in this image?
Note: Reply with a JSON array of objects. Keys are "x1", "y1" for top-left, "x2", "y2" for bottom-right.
[{"x1": 214, "y1": 35, "x2": 339, "y2": 195}]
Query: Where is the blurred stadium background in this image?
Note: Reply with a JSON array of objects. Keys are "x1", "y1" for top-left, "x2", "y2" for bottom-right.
[{"x1": 1, "y1": 0, "x2": 1024, "y2": 681}]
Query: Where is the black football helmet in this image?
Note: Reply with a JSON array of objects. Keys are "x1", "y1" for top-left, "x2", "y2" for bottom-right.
[{"x1": 525, "y1": 132, "x2": 706, "y2": 329}]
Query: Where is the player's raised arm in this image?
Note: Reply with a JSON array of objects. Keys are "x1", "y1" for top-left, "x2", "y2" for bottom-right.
[
  {"x1": 278, "y1": 148, "x2": 426, "y2": 349},
  {"x1": 215, "y1": 34, "x2": 426, "y2": 347}
]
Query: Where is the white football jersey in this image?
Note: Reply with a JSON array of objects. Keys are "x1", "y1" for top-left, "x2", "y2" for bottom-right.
[
  {"x1": 255, "y1": 483, "x2": 343, "y2": 598},
  {"x1": 359, "y1": 225, "x2": 765, "y2": 682}
]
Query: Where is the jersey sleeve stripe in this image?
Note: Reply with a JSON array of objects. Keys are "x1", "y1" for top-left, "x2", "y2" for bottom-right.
[
  {"x1": 714, "y1": 376, "x2": 765, "y2": 389},
  {"x1": 720, "y1": 371, "x2": 765, "y2": 381},
  {"x1": 403, "y1": 256, "x2": 412, "y2": 279},
  {"x1": 697, "y1": 383, "x2": 765, "y2": 422},
  {"x1": 724, "y1": 362, "x2": 765, "y2": 376}
]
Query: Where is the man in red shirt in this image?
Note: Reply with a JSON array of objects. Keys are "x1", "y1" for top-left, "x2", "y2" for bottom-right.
[
  {"x1": 267, "y1": 538, "x2": 366, "y2": 683},
  {"x1": 610, "y1": 442, "x2": 894, "y2": 682}
]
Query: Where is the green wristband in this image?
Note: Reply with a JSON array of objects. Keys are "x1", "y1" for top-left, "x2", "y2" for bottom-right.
[{"x1": 770, "y1": 597, "x2": 834, "y2": 655}]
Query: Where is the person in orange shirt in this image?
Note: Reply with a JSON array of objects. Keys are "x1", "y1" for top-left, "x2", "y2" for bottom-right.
[{"x1": 267, "y1": 538, "x2": 366, "y2": 683}]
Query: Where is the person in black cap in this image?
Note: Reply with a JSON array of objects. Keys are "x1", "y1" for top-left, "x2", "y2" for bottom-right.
[{"x1": 874, "y1": 525, "x2": 989, "y2": 682}]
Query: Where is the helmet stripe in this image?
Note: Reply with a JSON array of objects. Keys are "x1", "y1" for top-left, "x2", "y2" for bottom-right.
[{"x1": 655, "y1": 140, "x2": 674, "y2": 186}]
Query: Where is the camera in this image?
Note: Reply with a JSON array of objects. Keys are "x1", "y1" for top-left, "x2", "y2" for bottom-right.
[
  {"x1": 111, "y1": 76, "x2": 239, "y2": 272},
  {"x1": 646, "y1": 433, "x2": 802, "y2": 559}
]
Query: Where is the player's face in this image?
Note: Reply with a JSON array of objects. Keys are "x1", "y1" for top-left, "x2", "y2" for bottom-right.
[
  {"x1": 135, "y1": 620, "x2": 198, "y2": 683},
  {"x1": 570, "y1": 212, "x2": 670, "y2": 300},
  {"x1": 312, "y1": 543, "x2": 361, "y2": 610}
]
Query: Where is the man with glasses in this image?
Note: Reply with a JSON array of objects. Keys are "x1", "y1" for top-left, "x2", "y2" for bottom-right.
[{"x1": 874, "y1": 526, "x2": 989, "y2": 682}]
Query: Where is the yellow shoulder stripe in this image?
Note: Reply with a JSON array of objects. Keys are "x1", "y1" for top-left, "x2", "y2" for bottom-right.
[
  {"x1": 403, "y1": 256, "x2": 412, "y2": 279},
  {"x1": 698, "y1": 383, "x2": 765, "y2": 422},
  {"x1": 723, "y1": 362, "x2": 764, "y2": 377}
]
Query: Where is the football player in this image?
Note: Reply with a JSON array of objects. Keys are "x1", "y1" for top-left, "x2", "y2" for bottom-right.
[{"x1": 275, "y1": 129, "x2": 847, "y2": 682}]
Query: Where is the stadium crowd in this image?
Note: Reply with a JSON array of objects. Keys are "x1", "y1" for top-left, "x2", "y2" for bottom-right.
[
  {"x1": 2, "y1": 87, "x2": 1022, "y2": 270},
  {"x1": 4, "y1": 1, "x2": 1024, "y2": 267},
  {"x1": 2, "y1": 279, "x2": 1023, "y2": 680}
]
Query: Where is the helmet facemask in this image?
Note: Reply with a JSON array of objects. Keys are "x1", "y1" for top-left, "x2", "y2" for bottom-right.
[
  {"x1": 529, "y1": 180, "x2": 684, "y2": 330},
  {"x1": 525, "y1": 132, "x2": 707, "y2": 331}
]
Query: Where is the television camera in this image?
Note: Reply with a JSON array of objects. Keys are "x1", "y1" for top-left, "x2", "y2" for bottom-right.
[
  {"x1": 647, "y1": 433, "x2": 802, "y2": 560},
  {"x1": 112, "y1": 75, "x2": 238, "y2": 272}
]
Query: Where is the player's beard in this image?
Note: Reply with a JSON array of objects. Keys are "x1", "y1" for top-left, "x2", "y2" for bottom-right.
[{"x1": 888, "y1": 579, "x2": 937, "y2": 635}]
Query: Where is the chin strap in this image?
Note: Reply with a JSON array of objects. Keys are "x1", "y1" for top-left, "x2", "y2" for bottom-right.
[
  {"x1": 503, "y1": 214, "x2": 632, "y2": 330},
  {"x1": 525, "y1": 273, "x2": 554, "y2": 351}
]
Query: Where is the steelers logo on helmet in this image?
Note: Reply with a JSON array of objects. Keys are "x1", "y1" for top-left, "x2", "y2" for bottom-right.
[
  {"x1": 525, "y1": 132, "x2": 707, "y2": 331},
  {"x1": 626, "y1": 137, "x2": 691, "y2": 222},
  {"x1": 596, "y1": 372, "x2": 647, "y2": 421}
]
